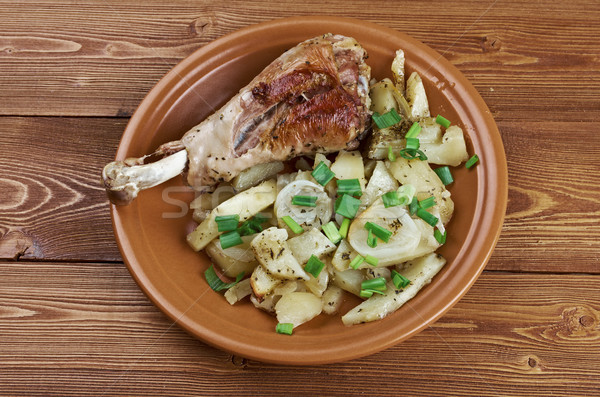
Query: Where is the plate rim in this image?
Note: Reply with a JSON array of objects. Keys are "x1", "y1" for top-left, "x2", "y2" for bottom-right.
[{"x1": 110, "y1": 16, "x2": 508, "y2": 365}]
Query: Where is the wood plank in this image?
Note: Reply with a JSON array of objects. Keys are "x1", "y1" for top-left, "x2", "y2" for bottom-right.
[
  {"x1": 0, "y1": 1, "x2": 599, "y2": 118},
  {"x1": 1, "y1": 116, "x2": 599, "y2": 273},
  {"x1": 0, "y1": 117, "x2": 124, "y2": 261},
  {"x1": 0, "y1": 262, "x2": 598, "y2": 396}
]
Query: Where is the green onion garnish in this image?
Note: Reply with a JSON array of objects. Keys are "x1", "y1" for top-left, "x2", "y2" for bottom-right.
[
  {"x1": 382, "y1": 191, "x2": 401, "y2": 208},
  {"x1": 361, "y1": 277, "x2": 387, "y2": 291},
  {"x1": 276, "y1": 323, "x2": 294, "y2": 335},
  {"x1": 364, "y1": 222, "x2": 393, "y2": 243},
  {"x1": 405, "y1": 137, "x2": 420, "y2": 151},
  {"x1": 219, "y1": 230, "x2": 243, "y2": 249},
  {"x1": 435, "y1": 114, "x2": 451, "y2": 128},
  {"x1": 418, "y1": 196, "x2": 436, "y2": 210},
  {"x1": 349, "y1": 254, "x2": 365, "y2": 269},
  {"x1": 281, "y1": 215, "x2": 304, "y2": 234},
  {"x1": 397, "y1": 184, "x2": 416, "y2": 206},
  {"x1": 312, "y1": 161, "x2": 336, "y2": 186},
  {"x1": 204, "y1": 265, "x2": 244, "y2": 291},
  {"x1": 292, "y1": 195, "x2": 318, "y2": 207},
  {"x1": 334, "y1": 194, "x2": 361, "y2": 219},
  {"x1": 434, "y1": 228, "x2": 447, "y2": 244},
  {"x1": 215, "y1": 214, "x2": 240, "y2": 232},
  {"x1": 372, "y1": 108, "x2": 402, "y2": 129},
  {"x1": 360, "y1": 289, "x2": 374, "y2": 298},
  {"x1": 304, "y1": 255, "x2": 325, "y2": 278},
  {"x1": 466, "y1": 154, "x2": 479, "y2": 169},
  {"x1": 367, "y1": 228, "x2": 377, "y2": 248},
  {"x1": 237, "y1": 213, "x2": 267, "y2": 236},
  {"x1": 338, "y1": 217, "x2": 351, "y2": 239},
  {"x1": 388, "y1": 144, "x2": 396, "y2": 162},
  {"x1": 391, "y1": 270, "x2": 411, "y2": 289},
  {"x1": 365, "y1": 255, "x2": 379, "y2": 266},
  {"x1": 408, "y1": 197, "x2": 419, "y2": 215},
  {"x1": 416, "y1": 208, "x2": 439, "y2": 227},
  {"x1": 322, "y1": 221, "x2": 342, "y2": 244},
  {"x1": 336, "y1": 178, "x2": 362, "y2": 197},
  {"x1": 405, "y1": 122, "x2": 421, "y2": 138},
  {"x1": 434, "y1": 166, "x2": 454, "y2": 185},
  {"x1": 399, "y1": 148, "x2": 428, "y2": 161}
]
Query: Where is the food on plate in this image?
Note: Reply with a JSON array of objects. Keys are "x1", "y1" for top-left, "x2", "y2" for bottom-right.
[
  {"x1": 196, "y1": 45, "x2": 476, "y2": 334},
  {"x1": 104, "y1": 35, "x2": 477, "y2": 335},
  {"x1": 102, "y1": 34, "x2": 371, "y2": 205}
]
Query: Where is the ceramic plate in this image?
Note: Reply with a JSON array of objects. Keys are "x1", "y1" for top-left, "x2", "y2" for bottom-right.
[{"x1": 110, "y1": 16, "x2": 507, "y2": 365}]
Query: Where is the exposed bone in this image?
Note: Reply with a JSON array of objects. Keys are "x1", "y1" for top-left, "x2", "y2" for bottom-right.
[{"x1": 102, "y1": 149, "x2": 188, "y2": 205}]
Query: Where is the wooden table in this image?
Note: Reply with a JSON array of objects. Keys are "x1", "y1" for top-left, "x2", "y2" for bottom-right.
[{"x1": 1, "y1": 1, "x2": 599, "y2": 395}]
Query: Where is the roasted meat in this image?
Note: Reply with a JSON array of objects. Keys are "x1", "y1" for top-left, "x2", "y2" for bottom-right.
[{"x1": 103, "y1": 34, "x2": 371, "y2": 205}]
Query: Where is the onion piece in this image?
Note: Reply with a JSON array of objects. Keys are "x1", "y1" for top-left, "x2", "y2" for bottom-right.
[{"x1": 274, "y1": 180, "x2": 332, "y2": 229}]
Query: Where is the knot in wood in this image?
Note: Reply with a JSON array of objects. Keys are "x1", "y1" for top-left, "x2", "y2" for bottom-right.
[{"x1": 480, "y1": 35, "x2": 502, "y2": 53}]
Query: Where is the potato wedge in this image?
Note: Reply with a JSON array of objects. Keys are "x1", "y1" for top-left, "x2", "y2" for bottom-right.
[
  {"x1": 386, "y1": 158, "x2": 454, "y2": 224},
  {"x1": 231, "y1": 161, "x2": 284, "y2": 192},
  {"x1": 224, "y1": 278, "x2": 252, "y2": 305},
  {"x1": 251, "y1": 227, "x2": 309, "y2": 281},
  {"x1": 250, "y1": 265, "x2": 282, "y2": 301},
  {"x1": 361, "y1": 161, "x2": 399, "y2": 209},
  {"x1": 304, "y1": 265, "x2": 329, "y2": 297},
  {"x1": 331, "y1": 239, "x2": 357, "y2": 271},
  {"x1": 321, "y1": 285, "x2": 344, "y2": 315},
  {"x1": 330, "y1": 150, "x2": 367, "y2": 191},
  {"x1": 330, "y1": 267, "x2": 363, "y2": 297},
  {"x1": 287, "y1": 228, "x2": 336, "y2": 265},
  {"x1": 405, "y1": 71, "x2": 430, "y2": 119},
  {"x1": 342, "y1": 253, "x2": 446, "y2": 325},
  {"x1": 275, "y1": 292, "x2": 322, "y2": 328},
  {"x1": 187, "y1": 179, "x2": 277, "y2": 251},
  {"x1": 391, "y1": 49, "x2": 405, "y2": 95},
  {"x1": 205, "y1": 235, "x2": 258, "y2": 277}
]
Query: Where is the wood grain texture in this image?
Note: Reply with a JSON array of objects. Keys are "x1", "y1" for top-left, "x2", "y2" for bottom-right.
[
  {"x1": 2, "y1": 0, "x2": 600, "y2": 394},
  {"x1": 0, "y1": 263, "x2": 598, "y2": 396},
  {"x1": 1, "y1": 0, "x2": 599, "y2": 118},
  {"x1": 0, "y1": 117, "x2": 124, "y2": 261}
]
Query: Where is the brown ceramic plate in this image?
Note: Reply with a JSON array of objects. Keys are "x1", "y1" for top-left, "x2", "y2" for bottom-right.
[{"x1": 110, "y1": 16, "x2": 507, "y2": 365}]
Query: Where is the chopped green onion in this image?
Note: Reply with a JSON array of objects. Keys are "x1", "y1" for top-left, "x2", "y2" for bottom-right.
[
  {"x1": 322, "y1": 221, "x2": 342, "y2": 244},
  {"x1": 367, "y1": 228, "x2": 377, "y2": 248},
  {"x1": 336, "y1": 178, "x2": 362, "y2": 197},
  {"x1": 391, "y1": 270, "x2": 411, "y2": 289},
  {"x1": 435, "y1": 114, "x2": 451, "y2": 128},
  {"x1": 361, "y1": 277, "x2": 387, "y2": 291},
  {"x1": 365, "y1": 255, "x2": 379, "y2": 266},
  {"x1": 204, "y1": 265, "x2": 245, "y2": 291},
  {"x1": 238, "y1": 214, "x2": 267, "y2": 236},
  {"x1": 382, "y1": 191, "x2": 401, "y2": 208},
  {"x1": 405, "y1": 122, "x2": 421, "y2": 138},
  {"x1": 434, "y1": 166, "x2": 454, "y2": 185},
  {"x1": 359, "y1": 289, "x2": 374, "y2": 298},
  {"x1": 418, "y1": 196, "x2": 436, "y2": 210},
  {"x1": 338, "y1": 217, "x2": 351, "y2": 239},
  {"x1": 305, "y1": 255, "x2": 325, "y2": 278},
  {"x1": 372, "y1": 108, "x2": 402, "y2": 129},
  {"x1": 219, "y1": 230, "x2": 243, "y2": 249},
  {"x1": 466, "y1": 154, "x2": 479, "y2": 169},
  {"x1": 405, "y1": 137, "x2": 420, "y2": 151},
  {"x1": 292, "y1": 195, "x2": 318, "y2": 207},
  {"x1": 276, "y1": 323, "x2": 294, "y2": 335},
  {"x1": 335, "y1": 194, "x2": 361, "y2": 219},
  {"x1": 388, "y1": 145, "x2": 396, "y2": 162},
  {"x1": 312, "y1": 161, "x2": 336, "y2": 186},
  {"x1": 397, "y1": 184, "x2": 416, "y2": 206},
  {"x1": 215, "y1": 214, "x2": 240, "y2": 232},
  {"x1": 281, "y1": 215, "x2": 304, "y2": 234},
  {"x1": 434, "y1": 228, "x2": 447, "y2": 244},
  {"x1": 408, "y1": 197, "x2": 419, "y2": 215},
  {"x1": 349, "y1": 254, "x2": 365, "y2": 270},
  {"x1": 416, "y1": 208, "x2": 439, "y2": 227},
  {"x1": 399, "y1": 148, "x2": 428, "y2": 161},
  {"x1": 365, "y1": 222, "x2": 393, "y2": 243}
]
